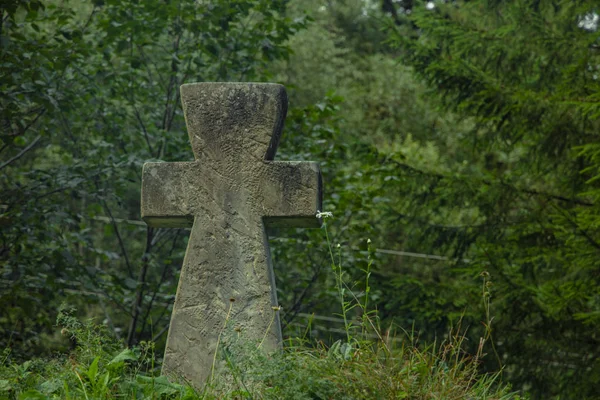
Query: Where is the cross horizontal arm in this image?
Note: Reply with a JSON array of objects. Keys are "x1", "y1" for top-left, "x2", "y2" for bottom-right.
[
  {"x1": 260, "y1": 161, "x2": 323, "y2": 228},
  {"x1": 141, "y1": 162, "x2": 199, "y2": 228}
]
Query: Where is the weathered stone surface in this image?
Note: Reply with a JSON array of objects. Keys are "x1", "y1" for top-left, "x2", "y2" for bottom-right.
[{"x1": 141, "y1": 83, "x2": 322, "y2": 386}]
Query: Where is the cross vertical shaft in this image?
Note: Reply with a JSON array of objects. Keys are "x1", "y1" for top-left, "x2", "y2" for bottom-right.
[{"x1": 141, "y1": 83, "x2": 322, "y2": 386}]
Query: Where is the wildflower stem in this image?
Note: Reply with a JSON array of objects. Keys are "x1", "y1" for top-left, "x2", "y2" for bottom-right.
[
  {"x1": 337, "y1": 242, "x2": 351, "y2": 343},
  {"x1": 362, "y1": 240, "x2": 373, "y2": 338},
  {"x1": 324, "y1": 221, "x2": 350, "y2": 342},
  {"x1": 324, "y1": 222, "x2": 336, "y2": 267},
  {"x1": 74, "y1": 370, "x2": 89, "y2": 400},
  {"x1": 259, "y1": 306, "x2": 280, "y2": 349}
]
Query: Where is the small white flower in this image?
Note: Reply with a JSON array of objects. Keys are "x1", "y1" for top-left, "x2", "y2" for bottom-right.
[
  {"x1": 337, "y1": 243, "x2": 341, "y2": 248},
  {"x1": 578, "y1": 12, "x2": 599, "y2": 31},
  {"x1": 367, "y1": 238, "x2": 372, "y2": 244},
  {"x1": 316, "y1": 210, "x2": 333, "y2": 219}
]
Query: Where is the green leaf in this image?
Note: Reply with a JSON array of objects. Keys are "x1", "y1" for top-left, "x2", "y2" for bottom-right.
[
  {"x1": 340, "y1": 342, "x2": 353, "y2": 361},
  {"x1": 13, "y1": 136, "x2": 26, "y2": 146},
  {"x1": 18, "y1": 390, "x2": 48, "y2": 400},
  {"x1": 108, "y1": 348, "x2": 137, "y2": 365},
  {"x1": 136, "y1": 375, "x2": 184, "y2": 396},
  {"x1": 39, "y1": 379, "x2": 62, "y2": 395},
  {"x1": 0, "y1": 379, "x2": 12, "y2": 392},
  {"x1": 86, "y1": 356, "x2": 100, "y2": 383}
]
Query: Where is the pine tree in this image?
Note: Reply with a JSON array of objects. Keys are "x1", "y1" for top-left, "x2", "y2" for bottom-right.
[{"x1": 387, "y1": 0, "x2": 600, "y2": 397}]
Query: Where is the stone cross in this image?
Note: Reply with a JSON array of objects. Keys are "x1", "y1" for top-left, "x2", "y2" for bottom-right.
[{"x1": 140, "y1": 83, "x2": 322, "y2": 386}]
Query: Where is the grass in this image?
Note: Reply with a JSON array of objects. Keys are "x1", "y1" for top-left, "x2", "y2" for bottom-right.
[
  {"x1": 0, "y1": 319, "x2": 522, "y2": 399},
  {"x1": 0, "y1": 218, "x2": 525, "y2": 399}
]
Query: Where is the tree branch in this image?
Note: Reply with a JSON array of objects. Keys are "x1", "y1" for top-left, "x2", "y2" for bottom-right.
[
  {"x1": 161, "y1": 24, "x2": 183, "y2": 132},
  {"x1": 133, "y1": 105, "x2": 153, "y2": 155},
  {"x1": 102, "y1": 201, "x2": 134, "y2": 279},
  {"x1": 0, "y1": 135, "x2": 42, "y2": 171},
  {"x1": 138, "y1": 229, "x2": 180, "y2": 342},
  {"x1": 0, "y1": 142, "x2": 10, "y2": 156},
  {"x1": 151, "y1": 322, "x2": 170, "y2": 343},
  {"x1": 552, "y1": 204, "x2": 600, "y2": 251},
  {"x1": 126, "y1": 226, "x2": 154, "y2": 347},
  {"x1": 390, "y1": 158, "x2": 594, "y2": 207},
  {"x1": 281, "y1": 254, "x2": 323, "y2": 330}
]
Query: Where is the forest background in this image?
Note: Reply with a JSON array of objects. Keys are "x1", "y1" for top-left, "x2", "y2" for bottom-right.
[{"x1": 1, "y1": 0, "x2": 599, "y2": 398}]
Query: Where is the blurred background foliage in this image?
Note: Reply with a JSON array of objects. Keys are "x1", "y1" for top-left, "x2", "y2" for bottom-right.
[{"x1": 1, "y1": 0, "x2": 599, "y2": 398}]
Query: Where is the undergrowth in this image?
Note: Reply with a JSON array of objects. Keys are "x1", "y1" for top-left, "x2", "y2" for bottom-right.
[{"x1": 0, "y1": 216, "x2": 525, "y2": 399}]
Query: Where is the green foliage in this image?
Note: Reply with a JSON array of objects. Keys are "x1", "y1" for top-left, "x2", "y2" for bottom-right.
[
  {"x1": 271, "y1": 0, "x2": 481, "y2": 347},
  {"x1": 3, "y1": 0, "x2": 597, "y2": 398},
  {"x1": 1, "y1": 0, "x2": 308, "y2": 358},
  {"x1": 382, "y1": 0, "x2": 600, "y2": 397},
  {"x1": 0, "y1": 279, "x2": 520, "y2": 400},
  {"x1": 0, "y1": 308, "x2": 193, "y2": 399},
  {"x1": 270, "y1": 1, "x2": 600, "y2": 398},
  {"x1": 213, "y1": 331, "x2": 520, "y2": 399}
]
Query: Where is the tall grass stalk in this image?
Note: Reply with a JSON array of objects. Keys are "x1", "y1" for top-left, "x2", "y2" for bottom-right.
[{"x1": 481, "y1": 270, "x2": 503, "y2": 371}]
